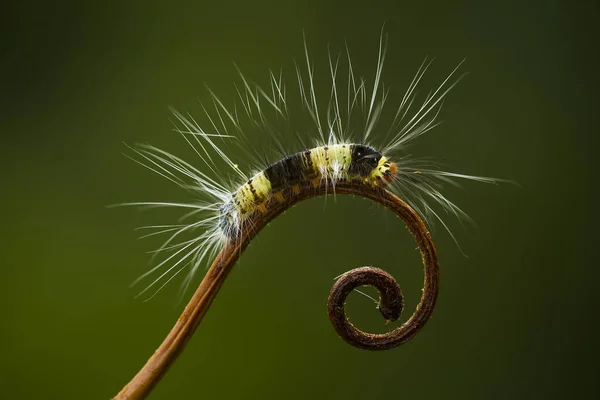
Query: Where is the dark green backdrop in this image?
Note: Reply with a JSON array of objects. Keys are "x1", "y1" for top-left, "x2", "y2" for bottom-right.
[{"x1": 2, "y1": 1, "x2": 598, "y2": 399}]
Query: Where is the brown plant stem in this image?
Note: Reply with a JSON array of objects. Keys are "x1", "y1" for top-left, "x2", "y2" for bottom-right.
[{"x1": 114, "y1": 182, "x2": 439, "y2": 399}]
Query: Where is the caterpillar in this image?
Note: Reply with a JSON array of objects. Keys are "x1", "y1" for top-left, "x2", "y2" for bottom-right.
[
  {"x1": 120, "y1": 32, "x2": 498, "y2": 300},
  {"x1": 219, "y1": 143, "x2": 395, "y2": 236}
]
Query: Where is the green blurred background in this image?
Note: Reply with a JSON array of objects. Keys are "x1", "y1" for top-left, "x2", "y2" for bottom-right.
[{"x1": 2, "y1": 1, "x2": 598, "y2": 399}]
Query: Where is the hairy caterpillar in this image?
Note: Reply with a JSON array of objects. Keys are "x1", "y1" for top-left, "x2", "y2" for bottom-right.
[
  {"x1": 119, "y1": 33, "x2": 498, "y2": 300},
  {"x1": 219, "y1": 143, "x2": 396, "y2": 234}
]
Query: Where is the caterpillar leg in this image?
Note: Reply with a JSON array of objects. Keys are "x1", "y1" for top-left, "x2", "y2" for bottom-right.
[{"x1": 274, "y1": 192, "x2": 285, "y2": 203}]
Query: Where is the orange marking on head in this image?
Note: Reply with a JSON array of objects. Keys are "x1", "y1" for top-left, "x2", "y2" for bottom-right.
[{"x1": 385, "y1": 163, "x2": 397, "y2": 183}]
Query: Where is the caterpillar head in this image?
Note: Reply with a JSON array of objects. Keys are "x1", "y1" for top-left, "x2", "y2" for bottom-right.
[
  {"x1": 350, "y1": 145, "x2": 397, "y2": 186},
  {"x1": 372, "y1": 155, "x2": 397, "y2": 186}
]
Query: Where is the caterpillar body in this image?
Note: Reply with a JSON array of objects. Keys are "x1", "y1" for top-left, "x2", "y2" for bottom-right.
[
  {"x1": 121, "y1": 33, "x2": 499, "y2": 299},
  {"x1": 220, "y1": 144, "x2": 395, "y2": 236}
]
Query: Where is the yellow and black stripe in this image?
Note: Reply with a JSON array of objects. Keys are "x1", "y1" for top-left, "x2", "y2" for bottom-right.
[{"x1": 219, "y1": 143, "x2": 396, "y2": 235}]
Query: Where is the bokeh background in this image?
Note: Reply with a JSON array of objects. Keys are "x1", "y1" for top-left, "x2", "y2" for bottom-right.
[{"x1": 2, "y1": 1, "x2": 598, "y2": 399}]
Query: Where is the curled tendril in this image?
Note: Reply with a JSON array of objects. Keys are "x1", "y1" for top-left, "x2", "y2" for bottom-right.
[{"x1": 114, "y1": 182, "x2": 439, "y2": 399}]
